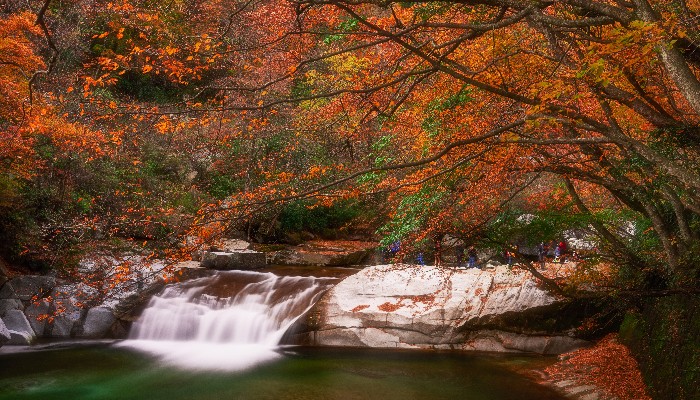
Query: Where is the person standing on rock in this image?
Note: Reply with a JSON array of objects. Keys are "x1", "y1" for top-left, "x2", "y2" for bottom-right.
[
  {"x1": 386, "y1": 240, "x2": 401, "y2": 263},
  {"x1": 505, "y1": 245, "x2": 512, "y2": 267},
  {"x1": 558, "y1": 240, "x2": 567, "y2": 262},
  {"x1": 537, "y1": 242, "x2": 547, "y2": 269},
  {"x1": 434, "y1": 236, "x2": 442, "y2": 266},
  {"x1": 467, "y1": 246, "x2": 478, "y2": 269},
  {"x1": 456, "y1": 244, "x2": 464, "y2": 267}
]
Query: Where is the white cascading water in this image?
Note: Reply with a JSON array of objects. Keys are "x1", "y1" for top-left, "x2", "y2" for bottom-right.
[{"x1": 118, "y1": 270, "x2": 335, "y2": 371}]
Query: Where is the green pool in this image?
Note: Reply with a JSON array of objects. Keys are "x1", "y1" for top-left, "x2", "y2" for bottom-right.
[{"x1": 0, "y1": 344, "x2": 565, "y2": 400}]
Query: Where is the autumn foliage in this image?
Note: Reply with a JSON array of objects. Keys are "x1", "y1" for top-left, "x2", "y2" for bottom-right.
[
  {"x1": 0, "y1": 1, "x2": 699, "y2": 298},
  {"x1": 545, "y1": 334, "x2": 652, "y2": 400},
  {"x1": 2, "y1": 3, "x2": 700, "y2": 397}
]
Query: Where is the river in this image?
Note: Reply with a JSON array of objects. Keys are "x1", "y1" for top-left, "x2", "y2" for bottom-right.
[{"x1": 0, "y1": 267, "x2": 566, "y2": 400}]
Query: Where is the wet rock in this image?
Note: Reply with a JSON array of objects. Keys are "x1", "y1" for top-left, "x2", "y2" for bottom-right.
[
  {"x1": 79, "y1": 307, "x2": 116, "y2": 338},
  {"x1": 113, "y1": 279, "x2": 166, "y2": 323},
  {"x1": 110, "y1": 320, "x2": 129, "y2": 338},
  {"x1": 461, "y1": 330, "x2": 591, "y2": 354}
]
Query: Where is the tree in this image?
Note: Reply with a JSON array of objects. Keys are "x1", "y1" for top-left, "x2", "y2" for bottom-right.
[
  {"x1": 81, "y1": 0, "x2": 694, "y2": 293},
  {"x1": 218, "y1": 0, "x2": 699, "y2": 291},
  {"x1": 4, "y1": 0, "x2": 700, "y2": 296}
]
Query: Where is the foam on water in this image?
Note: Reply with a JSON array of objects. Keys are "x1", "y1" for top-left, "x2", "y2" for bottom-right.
[{"x1": 118, "y1": 271, "x2": 334, "y2": 371}]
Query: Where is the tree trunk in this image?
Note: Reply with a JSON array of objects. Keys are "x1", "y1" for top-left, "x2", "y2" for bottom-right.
[{"x1": 633, "y1": 0, "x2": 700, "y2": 115}]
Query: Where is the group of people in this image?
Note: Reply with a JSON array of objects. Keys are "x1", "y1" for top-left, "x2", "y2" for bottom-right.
[
  {"x1": 386, "y1": 238, "x2": 574, "y2": 268},
  {"x1": 537, "y1": 240, "x2": 570, "y2": 264},
  {"x1": 459, "y1": 240, "x2": 573, "y2": 269},
  {"x1": 456, "y1": 246, "x2": 479, "y2": 268}
]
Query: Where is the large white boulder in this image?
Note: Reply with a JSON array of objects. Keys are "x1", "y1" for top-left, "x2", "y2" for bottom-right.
[{"x1": 302, "y1": 264, "x2": 588, "y2": 354}]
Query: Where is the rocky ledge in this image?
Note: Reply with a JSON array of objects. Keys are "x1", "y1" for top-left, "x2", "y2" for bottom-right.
[
  {"x1": 291, "y1": 264, "x2": 591, "y2": 354},
  {"x1": 266, "y1": 240, "x2": 376, "y2": 266},
  {"x1": 0, "y1": 260, "x2": 205, "y2": 347}
]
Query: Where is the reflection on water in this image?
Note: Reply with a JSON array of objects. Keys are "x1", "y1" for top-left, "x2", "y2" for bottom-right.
[{"x1": 0, "y1": 345, "x2": 566, "y2": 400}]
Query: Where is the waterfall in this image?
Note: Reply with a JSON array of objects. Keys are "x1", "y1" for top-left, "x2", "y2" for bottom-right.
[{"x1": 118, "y1": 270, "x2": 334, "y2": 371}]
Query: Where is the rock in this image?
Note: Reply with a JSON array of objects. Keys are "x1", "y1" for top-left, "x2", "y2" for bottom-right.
[
  {"x1": 113, "y1": 279, "x2": 166, "y2": 323},
  {"x1": 3, "y1": 309, "x2": 35, "y2": 345},
  {"x1": 461, "y1": 330, "x2": 590, "y2": 354},
  {"x1": 50, "y1": 315, "x2": 78, "y2": 338},
  {"x1": 193, "y1": 240, "x2": 252, "y2": 261},
  {"x1": 0, "y1": 258, "x2": 9, "y2": 282},
  {"x1": 24, "y1": 300, "x2": 51, "y2": 336},
  {"x1": 46, "y1": 284, "x2": 93, "y2": 337},
  {"x1": 8, "y1": 330, "x2": 35, "y2": 345},
  {"x1": 267, "y1": 241, "x2": 375, "y2": 266},
  {"x1": 0, "y1": 298, "x2": 23, "y2": 316},
  {"x1": 201, "y1": 250, "x2": 266, "y2": 270},
  {"x1": 0, "y1": 318, "x2": 10, "y2": 346},
  {"x1": 300, "y1": 264, "x2": 589, "y2": 354},
  {"x1": 212, "y1": 239, "x2": 251, "y2": 252},
  {"x1": 110, "y1": 320, "x2": 129, "y2": 338},
  {"x1": 7, "y1": 276, "x2": 56, "y2": 302},
  {"x1": 79, "y1": 307, "x2": 116, "y2": 338},
  {"x1": 0, "y1": 282, "x2": 18, "y2": 300},
  {"x1": 110, "y1": 261, "x2": 208, "y2": 331},
  {"x1": 173, "y1": 261, "x2": 209, "y2": 280}
]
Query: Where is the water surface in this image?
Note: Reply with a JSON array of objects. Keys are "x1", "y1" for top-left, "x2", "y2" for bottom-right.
[{"x1": 0, "y1": 345, "x2": 565, "y2": 400}]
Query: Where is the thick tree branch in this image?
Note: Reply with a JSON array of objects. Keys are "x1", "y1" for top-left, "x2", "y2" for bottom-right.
[{"x1": 28, "y1": 0, "x2": 58, "y2": 106}]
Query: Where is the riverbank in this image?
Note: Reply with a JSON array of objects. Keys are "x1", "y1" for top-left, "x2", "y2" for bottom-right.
[
  {"x1": 0, "y1": 246, "x2": 653, "y2": 398},
  {"x1": 538, "y1": 334, "x2": 651, "y2": 400}
]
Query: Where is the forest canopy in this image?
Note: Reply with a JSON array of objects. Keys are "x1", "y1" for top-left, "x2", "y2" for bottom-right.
[{"x1": 1, "y1": 0, "x2": 700, "y2": 295}]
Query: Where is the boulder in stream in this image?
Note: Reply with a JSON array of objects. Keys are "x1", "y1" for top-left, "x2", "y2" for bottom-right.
[{"x1": 296, "y1": 264, "x2": 590, "y2": 354}]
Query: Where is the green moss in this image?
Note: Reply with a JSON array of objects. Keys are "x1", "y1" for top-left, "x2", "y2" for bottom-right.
[
  {"x1": 620, "y1": 296, "x2": 700, "y2": 400},
  {"x1": 618, "y1": 312, "x2": 641, "y2": 343}
]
